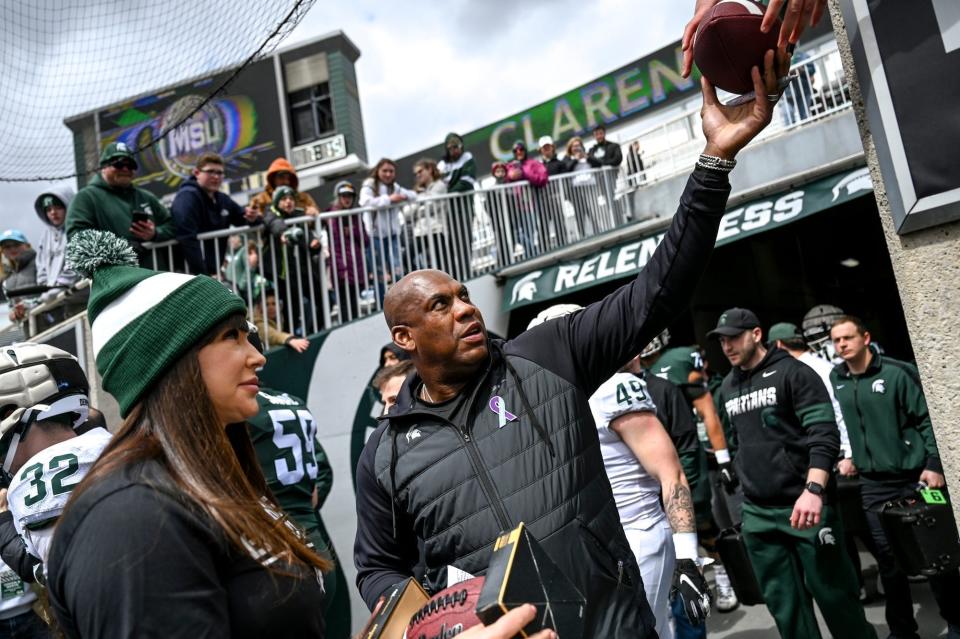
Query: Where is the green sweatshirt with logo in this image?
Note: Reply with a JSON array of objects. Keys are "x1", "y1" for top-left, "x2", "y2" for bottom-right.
[
  {"x1": 830, "y1": 353, "x2": 941, "y2": 476},
  {"x1": 66, "y1": 174, "x2": 174, "y2": 242}
]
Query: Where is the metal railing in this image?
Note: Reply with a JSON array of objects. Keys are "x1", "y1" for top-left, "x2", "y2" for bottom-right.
[
  {"x1": 615, "y1": 44, "x2": 852, "y2": 190},
  {"x1": 8, "y1": 44, "x2": 852, "y2": 346},
  {"x1": 107, "y1": 166, "x2": 626, "y2": 345}
]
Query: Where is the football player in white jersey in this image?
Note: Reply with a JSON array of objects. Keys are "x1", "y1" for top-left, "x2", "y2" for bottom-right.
[
  {"x1": 0, "y1": 343, "x2": 111, "y2": 581},
  {"x1": 529, "y1": 304, "x2": 711, "y2": 636},
  {"x1": 590, "y1": 367, "x2": 712, "y2": 638}
]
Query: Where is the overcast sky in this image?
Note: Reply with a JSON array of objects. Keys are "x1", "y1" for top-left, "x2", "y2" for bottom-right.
[{"x1": 0, "y1": 0, "x2": 690, "y2": 241}]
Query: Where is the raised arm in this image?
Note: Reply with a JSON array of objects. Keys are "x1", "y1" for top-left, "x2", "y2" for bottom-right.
[{"x1": 509, "y1": 53, "x2": 784, "y2": 395}]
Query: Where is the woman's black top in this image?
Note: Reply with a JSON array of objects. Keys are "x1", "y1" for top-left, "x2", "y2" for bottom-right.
[{"x1": 48, "y1": 459, "x2": 326, "y2": 638}]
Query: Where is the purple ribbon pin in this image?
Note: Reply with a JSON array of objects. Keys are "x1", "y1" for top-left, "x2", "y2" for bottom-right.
[{"x1": 489, "y1": 396, "x2": 517, "y2": 427}]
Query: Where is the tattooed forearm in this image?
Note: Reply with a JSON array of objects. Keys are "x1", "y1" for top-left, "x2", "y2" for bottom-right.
[{"x1": 665, "y1": 482, "x2": 696, "y2": 533}]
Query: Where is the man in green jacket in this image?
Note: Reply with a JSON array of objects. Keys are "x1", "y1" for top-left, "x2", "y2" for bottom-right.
[
  {"x1": 830, "y1": 315, "x2": 960, "y2": 639},
  {"x1": 66, "y1": 142, "x2": 175, "y2": 267}
]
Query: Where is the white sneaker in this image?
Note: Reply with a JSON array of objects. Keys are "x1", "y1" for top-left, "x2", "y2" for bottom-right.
[{"x1": 714, "y1": 565, "x2": 740, "y2": 612}]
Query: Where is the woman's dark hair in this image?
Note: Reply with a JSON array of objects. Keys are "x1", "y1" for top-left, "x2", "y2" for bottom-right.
[
  {"x1": 65, "y1": 313, "x2": 331, "y2": 574},
  {"x1": 379, "y1": 342, "x2": 410, "y2": 368}
]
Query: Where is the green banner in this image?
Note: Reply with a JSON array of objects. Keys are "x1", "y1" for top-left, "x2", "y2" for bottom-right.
[
  {"x1": 503, "y1": 166, "x2": 873, "y2": 311},
  {"x1": 395, "y1": 40, "x2": 700, "y2": 182}
]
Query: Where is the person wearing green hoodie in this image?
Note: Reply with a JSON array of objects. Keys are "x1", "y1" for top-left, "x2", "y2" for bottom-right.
[
  {"x1": 830, "y1": 315, "x2": 960, "y2": 639},
  {"x1": 65, "y1": 142, "x2": 174, "y2": 267},
  {"x1": 711, "y1": 307, "x2": 875, "y2": 639},
  {"x1": 437, "y1": 133, "x2": 476, "y2": 280}
]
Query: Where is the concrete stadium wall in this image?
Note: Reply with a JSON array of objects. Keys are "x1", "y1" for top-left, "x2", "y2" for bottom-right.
[{"x1": 830, "y1": 0, "x2": 960, "y2": 524}]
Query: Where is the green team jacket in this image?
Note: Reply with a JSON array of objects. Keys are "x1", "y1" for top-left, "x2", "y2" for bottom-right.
[
  {"x1": 830, "y1": 353, "x2": 941, "y2": 476},
  {"x1": 66, "y1": 174, "x2": 174, "y2": 242},
  {"x1": 247, "y1": 388, "x2": 330, "y2": 533}
]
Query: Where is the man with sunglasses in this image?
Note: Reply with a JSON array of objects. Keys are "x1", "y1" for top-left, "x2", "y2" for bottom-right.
[
  {"x1": 66, "y1": 142, "x2": 175, "y2": 266},
  {"x1": 170, "y1": 153, "x2": 260, "y2": 276}
]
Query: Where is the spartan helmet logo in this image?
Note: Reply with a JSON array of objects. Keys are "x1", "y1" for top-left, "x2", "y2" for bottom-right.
[
  {"x1": 405, "y1": 428, "x2": 422, "y2": 443},
  {"x1": 871, "y1": 379, "x2": 886, "y2": 394},
  {"x1": 831, "y1": 167, "x2": 872, "y2": 202},
  {"x1": 510, "y1": 270, "x2": 543, "y2": 305},
  {"x1": 116, "y1": 141, "x2": 129, "y2": 152},
  {"x1": 718, "y1": 313, "x2": 728, "y2": 326},
  {"x1": 817, "y1": 527, "x2": 836, "y2": 546}
]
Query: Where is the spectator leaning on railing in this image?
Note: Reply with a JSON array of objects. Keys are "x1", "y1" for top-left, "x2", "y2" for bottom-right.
[
  {"x1": 360, "y1": 159, "x2": 417, "y2": 291},
  {"x1": 248, "y1": 157, "x2": 320, "y2": 217},
  {"x1": 261, "y1": 186, "x2": 323, "y2": 337},
  {"x1": 437, "y1": 132, "x2": 476, "y2": 193},
  {"x1": 0, "y1": 230, "x2": 37, "y2": 324},
  {"x1": 326, "y1": 180, "x2": 370, "y2": 320},
  {"x1": 504, "y1": 141, "x2": 548, "y2": 258},
  {"x1": 410, "y1": 158, "x2": 449, "y2": 272},
  {"x1": 65, "y1": 142, "x2": 175, "y2": 266},
  {"x1": 437, "y1": 133, "x2": 476, "y2": 280},
  {"x1": 587, "y1": 123, "x2": 623, "y2": 168},
  {"x1": 170, "y1": 153, "x2": 260, "y2": 276},
  {"x1": 538, "y1": 135, "x2": 568, "y2": 176},
  {"x1": 33, "y1": 186, "x2": 89, "y2": 324}
]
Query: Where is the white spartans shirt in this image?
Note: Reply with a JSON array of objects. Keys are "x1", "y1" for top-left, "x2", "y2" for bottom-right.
[
  {"x1": 589, "y1": 373, "x2": 665, "y2": 530},
  {"x1": 8, "y1": 427, "x2": 112, "y2": 564}
]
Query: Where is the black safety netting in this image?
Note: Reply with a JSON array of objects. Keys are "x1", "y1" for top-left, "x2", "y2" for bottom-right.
[{"x1": 0, "y1": 0, "x2": 317, "y2": 182}]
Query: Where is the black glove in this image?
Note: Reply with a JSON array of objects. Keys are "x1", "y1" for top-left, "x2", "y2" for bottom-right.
[
  {"x1": 718, "y1": 462, "x2": 739, "y2": 494},
  {"x1": 672, "y1": 558, "x2": 712, "y2": 625}
]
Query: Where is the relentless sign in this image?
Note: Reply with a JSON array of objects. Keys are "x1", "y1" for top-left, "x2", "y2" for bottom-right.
[
  {"x1": 840, "y1": 0, "x2": 960, "y2": 233},
  {"x1": 503, "y1": 167, "x2": 874, "y2": 310}
]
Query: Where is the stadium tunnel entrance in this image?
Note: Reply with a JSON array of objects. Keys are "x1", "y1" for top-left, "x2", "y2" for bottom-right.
[{"x1": 504, "y1": 174, "x2": 915, "y2": 375}]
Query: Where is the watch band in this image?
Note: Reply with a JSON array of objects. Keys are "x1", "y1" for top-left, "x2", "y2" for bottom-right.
[{"x1": 805, "y1": 481, "x2": 824, "y2": 495}]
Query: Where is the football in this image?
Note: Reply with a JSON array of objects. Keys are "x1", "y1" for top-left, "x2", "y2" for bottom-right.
[
  {"x1": 406, "y1": 577, "x2": 485, "y2": 639},
  {"x1": 693, "y1": 0, "x2": 781, "y2": 94}
]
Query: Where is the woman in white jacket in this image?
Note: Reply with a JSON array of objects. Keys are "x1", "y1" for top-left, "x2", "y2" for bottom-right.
[{"x1": 359, "y1": 159, "x2": 417, "y2": 298}]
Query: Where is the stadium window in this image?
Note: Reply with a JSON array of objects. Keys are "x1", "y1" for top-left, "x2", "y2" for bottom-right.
[{"x1": 289, "y1": 83, "x2": 334, "y2": 146}]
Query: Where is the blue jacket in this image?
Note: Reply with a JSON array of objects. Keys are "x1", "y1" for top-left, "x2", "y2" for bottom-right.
[{"x1": 170, "y1": 178, "x2": 252, "y2": 275}]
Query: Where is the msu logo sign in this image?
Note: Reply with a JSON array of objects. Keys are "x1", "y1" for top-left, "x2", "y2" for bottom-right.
[{"x1": 871, "y1": 379, "x2": 886, "y2": 394}]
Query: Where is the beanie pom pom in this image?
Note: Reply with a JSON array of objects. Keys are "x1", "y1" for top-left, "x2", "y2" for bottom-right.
[{"x1": 66, "y1": 230, "x2": 139, "y2": 278}]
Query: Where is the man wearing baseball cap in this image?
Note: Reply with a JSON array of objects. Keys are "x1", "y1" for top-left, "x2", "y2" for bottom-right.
[
  {"x1": 1, "y1": 230, "x2": 37, "y2": 325},
  {"x1": 538, "y1": 135, "x2": 566, "y2": 176},
  {"x1": 710, "y1": 308, "x2": 875, "y2": 639},
  {"x1": 768, "y1": 321, "x2": 852, "y2": 462},
  {"x1": 66, "y1": 141, "x2": 175, "y2": 266}
]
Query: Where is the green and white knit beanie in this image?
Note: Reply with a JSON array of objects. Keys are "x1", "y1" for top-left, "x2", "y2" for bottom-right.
[
  {"x1": 67, "y1": 231, "x2": 247, "y2": 417},
  {"x1": 272, "y1": 185, "x2": 296, "y2": 209}
]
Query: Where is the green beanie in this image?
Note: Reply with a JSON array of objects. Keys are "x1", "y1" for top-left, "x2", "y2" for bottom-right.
[
  {"x1": 272, "y1": 185, "x2": 296, "y2": 209},
  {"x1": 67, "y1": 231, "x2": 247, "y2": 417},
  {"x1": 444, "y1": 132, "x2": 463, "y2": 148}
]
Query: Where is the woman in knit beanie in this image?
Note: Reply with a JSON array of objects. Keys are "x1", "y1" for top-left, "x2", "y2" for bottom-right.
[{"x1": 46, "y1": 231, "x2": 330, "y2": 637}]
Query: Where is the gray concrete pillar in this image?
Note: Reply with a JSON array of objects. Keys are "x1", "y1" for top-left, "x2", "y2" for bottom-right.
[{"x1": 830, "y1": 0, "x2": 960, "y2": 525}]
